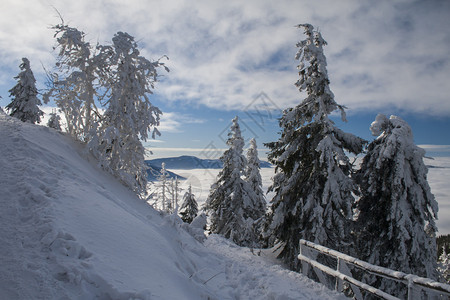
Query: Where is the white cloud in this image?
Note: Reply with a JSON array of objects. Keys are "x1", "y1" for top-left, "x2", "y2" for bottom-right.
[
  {"x1": 1, "y1": 0, "x2": 450, "y2": 116},
  {"x1": 157, "y1": 112, "x2": 182, "y2": 133},
  {"x1": 144, "y1": 139, "x2": 165, "y2": 144},
  {"x1": 419, "y1": 145, "x2": 450, "y2": 152},
  {"x1": 38, "y1": 106, "x2": 200, "y2": 139},
  {"x1": 147, "y1": 147, "x2": 228, "y2": 152},
  {"x1": 158, "y1": 111, "x2": 205, "y2": 133}
]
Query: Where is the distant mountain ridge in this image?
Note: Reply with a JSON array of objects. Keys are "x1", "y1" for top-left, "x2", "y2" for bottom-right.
[
  {"x1": 146, "y1": 155, "x2": 272, "y2": 170},
  {"x1": 145, "y1": 163, "x2": 186, "y2": 181}
]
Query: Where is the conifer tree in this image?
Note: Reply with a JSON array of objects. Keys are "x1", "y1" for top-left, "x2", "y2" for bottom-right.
[
  {"x1": 245, "y1": 138, "x2": 267, "y2": 233},
  {"x1": 180, "y1": 185, "x2": 198, "y2": 223},
  {"x1": 155, "y1": 162, "x2": 169, "y2": 212},
  {"x1": 265, "y1": 24, "x2": 365, "y2": 269},
  {"x1": 167, "y1": 177, "x2": 182, "y2": 214},
  {"x1": 47, "y1": 109, "x2": 62, "y2": 131},
  {"x1": 206, "y1": 116, "x2": 264, "y2": 247},
  {"x1": 438, "y1": 249, "x2": 450, "y2": 283},
  {"x1": 356, "y1": 114, "x2": 438, "y2": 293},
  {"x1": 7, "y1": 58, "x2": 43, "y2": 124}
]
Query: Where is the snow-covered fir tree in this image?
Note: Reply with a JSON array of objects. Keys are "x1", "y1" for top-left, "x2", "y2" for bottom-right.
[
  {"x1": 265, "y1": 24, "x2": 365, "y2": 270},
  {"x1": 167, "y1": 177, "x2": 182, "y2": 214},
  {"x1": 155, "y1": 162, "x2": 169, "y2": 212},
  {"x1": 180, "y1": 185, "x2": 198, "y2": 224},
  {"x1": 356, "y1": 114, "x2": 438, "y2": 293},
  {"x1": 206, "y1": 116, "x2": 265, "y2": 247},
  {"x1": 438, "y1": 249, "x2": 450, "y2": 283},
  {"x1": 245, "y1": 138, "x2": 267, "y2": 235},
  {"x1": 47, "y1": 109, "x2": 62, "y2": 131},
  {"x1": 6, "y1": 58, "x2": 43, "y2": 124},
  {"x1": 437, "y1": 249, "x2": 450, "y2": 284},
  {"x1": 44, "y1": 23, "x2": 106, "y2": 140},
  {"x1": 88, "y1": 32, "x2": 168, "y2": 194},
  {"x1": 45, "y1": 24, "x2": 168, "y2": 195}
]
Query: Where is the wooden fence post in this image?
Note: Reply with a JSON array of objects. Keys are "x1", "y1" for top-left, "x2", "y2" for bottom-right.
[
  {"x1": 300, "y1": 242, "x2": 309, "y2": 276},
  {"x1": 335, "y1": 258, "x2": 343, "y2": 292}
]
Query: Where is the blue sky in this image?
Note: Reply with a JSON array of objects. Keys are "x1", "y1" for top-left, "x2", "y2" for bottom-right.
[{"x1": 1, "y1": 0, "x2": 449, "y2": 159}]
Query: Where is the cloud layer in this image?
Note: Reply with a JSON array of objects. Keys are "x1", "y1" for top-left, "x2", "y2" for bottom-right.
[{"x1": 1, "y1": 0, "x2": 449, "y2": 116}]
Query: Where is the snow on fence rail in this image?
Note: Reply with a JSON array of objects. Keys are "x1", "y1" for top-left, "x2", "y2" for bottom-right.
[{"x1": 298, "y1": 239, "x2": 450, "y2": 300}]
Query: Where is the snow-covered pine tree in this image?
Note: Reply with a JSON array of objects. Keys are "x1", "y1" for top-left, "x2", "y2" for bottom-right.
[
  {"x1": 245, "y1": 138, "x2": 267, "y2": 236},
  {"x1": 167, "y1": 177, "x2": 182, "y2": 214},
  {"x1": 265, "y1": 24, "x2": 365, "y2": 270},
  {"x1": 356, "y1": 114, "x2": 438, "y2": 293},
  {"x1": 6, "y1": 58, "x2": 43, "y2": 124},
  {"x1": 167, "y1": 179, "x2": 174, "y2": 213},
  {"x1": 44, "y1": 23, "x2": 105, "y2": 140},
  {"x1": 180, "y1": 185, "x2": 198, "y2": 223},
  {"x1": 205, "y1": 116, "x2": 264, "y2": 247},
  {"x1": 173, "y1": 177, "x2": 181, "y2": 214},
  {"x1": 438, "y1": 249, "x2": 450, "y2": 283},
  {"x1": 89, "y1": 32, "x2": 168, "y2": 194},
  {"x1": 47, "y1": 109, "x2": 62, "y2": 131},
  {"x1": 155, "y1": 162, "x2": 169, "y2": 212}
]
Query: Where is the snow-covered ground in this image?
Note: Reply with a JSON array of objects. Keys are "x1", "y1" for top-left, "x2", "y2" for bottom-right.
[
  {"x1": 0, "y1": 111, "x2": 346, "y2": 299},
  {"x1": 174, "y1": 158, "x2": 450, "y2": 236}
]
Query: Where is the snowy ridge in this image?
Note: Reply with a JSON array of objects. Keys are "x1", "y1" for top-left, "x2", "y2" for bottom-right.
[
  {"x1": 0, "y1": 111, "x2": 344, "y2": 299},
  {"x1": 146, "y1": 163, "x2": 186, "y2": 181}
]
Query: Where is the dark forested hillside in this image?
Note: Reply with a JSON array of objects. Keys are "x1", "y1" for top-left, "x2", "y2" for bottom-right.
[{"x1": 437, "y1": 234, "x2": 450, "y2": 257}]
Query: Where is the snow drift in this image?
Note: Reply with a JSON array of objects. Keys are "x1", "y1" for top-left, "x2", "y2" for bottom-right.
[{"x1": 0, "y1": 111, "x2": 343, "y2": 299}]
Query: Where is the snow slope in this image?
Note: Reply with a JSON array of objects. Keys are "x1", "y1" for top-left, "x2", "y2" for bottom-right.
[{"x1": 0, "y1": 111, "x2": 344, "y2": 299}]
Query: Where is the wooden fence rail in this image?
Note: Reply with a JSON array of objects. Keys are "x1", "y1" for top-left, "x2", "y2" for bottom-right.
[{"x1": 298, "y1": 239, "x2": 450, "y2": 300}]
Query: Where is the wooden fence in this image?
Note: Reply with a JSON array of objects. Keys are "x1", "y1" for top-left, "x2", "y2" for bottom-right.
[{"x1": 298, "y1": 239, "x2": 450, "y2": 300}]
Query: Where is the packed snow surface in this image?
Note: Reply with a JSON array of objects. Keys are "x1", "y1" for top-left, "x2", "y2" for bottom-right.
[{"x1": 0, "y1": 111, "x2": 345, "y2": 299}]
